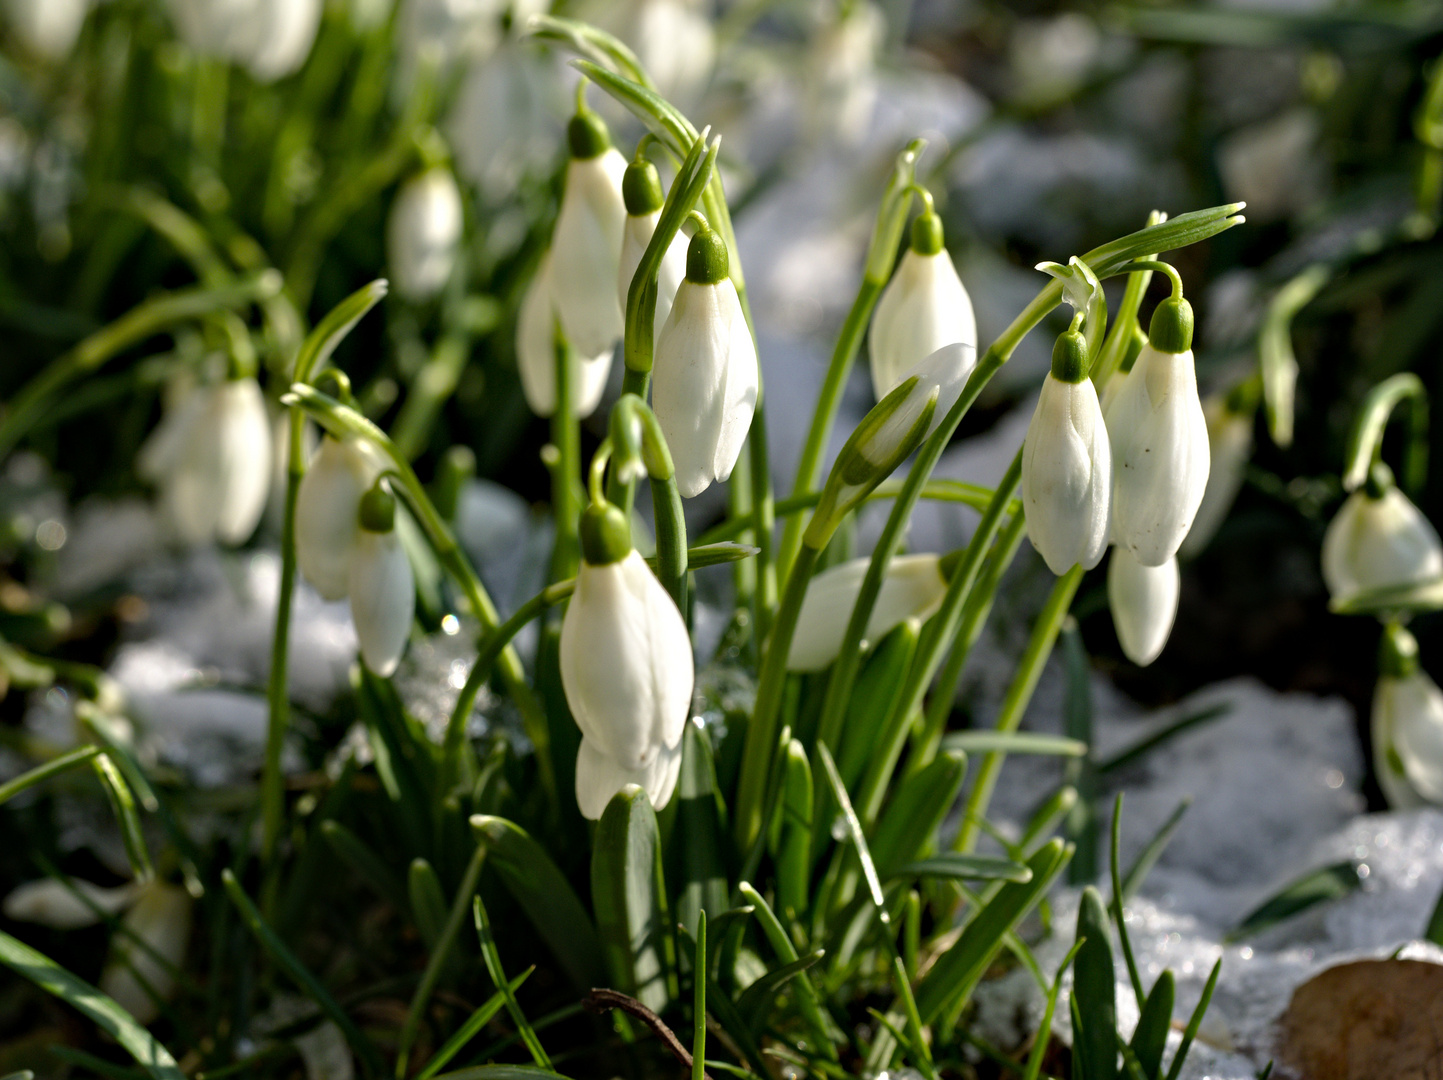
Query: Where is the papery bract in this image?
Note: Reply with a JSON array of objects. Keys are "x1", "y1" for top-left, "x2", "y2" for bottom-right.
[
  {"x1": 1321, "y1": 485, "x2": 1443, "y2": 600},
  {"x1": 516, "y1": 249, "x2": 615, "y2": 419},
  {"x1": 787, "y1": 553, "x2": 947, "y2": 671},
  {"x1": 387, "y1": 167, "x2": 464, "y2": 303},
  {"x1": 1108, "y1": 547, "x2": 1179, "y2": 667},
  {"x1": 296, "y1": 436, "x2": 387, "y2": 601}
]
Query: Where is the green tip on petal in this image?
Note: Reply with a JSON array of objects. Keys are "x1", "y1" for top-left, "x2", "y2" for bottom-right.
[
  {"x1": 910, "y1": 212, "x2": 945, "y2": 256},
  {"x1": 686, "y1": 228, "x2": 729, "y2": 285},
  {"x1": 1147, "y1": 296, "x2": 1194, "y2": 354},
  {"x1": 1365, "y1": 461, "x2": 1396, "y2": 500},
  {"x1": 358, "y1": 483, "x2": 396, "y2": 533},
  {"x1": 580, "y1": 503, "x2": 632, "y2": 564},
  {"x1": 1050, "y1": 329, "x2": 1089, "y2": 383},
  {"x1": 1380, "y1": 622, "x2": 1419, "y2": 679},
  {"x1": 568, "y1": 111, "x2": 611, "y2": 159},
  {"x1": 623, "y1": 160, "x2": 664, "y2": 215}
]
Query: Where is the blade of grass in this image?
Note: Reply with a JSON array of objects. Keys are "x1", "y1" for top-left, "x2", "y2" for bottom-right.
[
  {"x1": 0, "y1": 745, "x2": 101, "y2": 804},
  {"x1": 1162, "y1": 959, "x2": 1221, "y2": 1080},
  {"x1": 1108, "y1": 796, "x2": 1145, "y2": 1011},
  {"x1": 1021, "y1": 938, "x2": 1085, "y2": 1080},
  {"x1": 1119, "y1": 798, "x2": 1192, "y2": 904},
  {"x1": 415, "y1": 971, "x2": 532, "y2": 1080},
  {"x1": 473, "y1": 895, "x2": 552, "y2": 1068},
  {"x1": 92, "y1": 754, "x2": 153, "y2": 883}
]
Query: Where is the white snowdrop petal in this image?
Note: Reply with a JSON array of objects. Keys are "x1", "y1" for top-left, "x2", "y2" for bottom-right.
[
  {"x1": 869, "y1": 249, "x2": 977, "y2": 400},
  {"x1": 1390, "y1": 671, "x2": 1443, "y2": 804},
  {"x1": 1108, "y1": 549, "x2": 1180, "y2": 667},
  {"x1": 1320, "y1": 487, "x2": 1443, "y2": 600},
  {"x1": 348, "y1": 529, "x2": 416, "y2": 677},
  {"x1": 575, "y1": 735, "x2": 684, "y2": 820},
  {"x1": 551, "y1": 150, "x2": 628, "y2": 357},
  {"x1": 1373, "y1": 677, "x2": 1434, "y2": 810},
  {"x1": 1022, "y1": 375, "x2": 1112, "y2": 575},
  {"x1": 388, "y1": 168, "x2": 464, "y2": 303},
  {"x1": 787, "y1": 554, "x2": 946, "y2": 671},
  {"x1": 1104, "y1": 344, "x2": 1210, "y2": 567},
  {"x1": 516, "y1": 249, "x2": 616, "y2": 419},
  {"x1": 296, "y1": 437, "x2": 385, "y2": 601},
  {"x1": 6, "y1": 0, "x2": 88, "y2": 59},
  {"x1": 1179, "y1": 397, "x2": 1253, "y2": 558},
  {"x1": 99, "y1": 883, "x2": 192, "y2": 1026},
  {"x1": 214, "y1": 378, "x2": 273, "y2": 545},
  {"x1": 617, "y1": 212, "x2": 688, "y2": 339},
  {"x1": 3, "y1": 878, "x2": 139, "y2": 930}
]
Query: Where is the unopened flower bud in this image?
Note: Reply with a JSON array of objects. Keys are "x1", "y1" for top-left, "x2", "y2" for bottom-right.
[
  {"x1": 1108, "y1": 547, "x2": 1179, "y2": 667},
  {"x1": 551, "y1": 111, "x2": 628, "y2": 357},
  {"x1": 347, "y1": 483, "x2": 415, "y2": 677},
  {"x1": 787, "y1": 553, "x2": 949, "y2": 671},
  {"x1": 387, "y1": 167, "x2": 464, "y2": 303},
  {"x1": 1179, "y1": 391, "x2": 1254, "y2": 558}
]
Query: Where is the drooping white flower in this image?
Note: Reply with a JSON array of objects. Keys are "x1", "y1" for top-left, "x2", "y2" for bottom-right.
[
  {"x1": 387, "y1": 167, "x2": 464, "y2": 303},
  {"x1": 652, "y1": 227, "x2": 759, "y2": 498},
  {"x1": 1321, "y1": 472, "x2": 1443, "y2": 601},
  {"x1": 168, "y1": 0, "x2": 321, "y2": 82},
  {"x1": 347, "y1": 485, "x2": 416, "y2": 677},
  {"x1": 516, "y1": 248, "x2": 615, "y2": 418},
  {"x1": 550, "y1": 111, "x2": 629, "y2": 357},
  {"x1": 869, "y1": 211, "x2": 977, "y2": 400},
  {"x1": 787, "y1": 553, "x2": 948, "y2": 672},
  {"x1": 4, "y1": 0, "x2": 89, "y2": 58},
  {"x1": 1373, "y1": 623, "x2": 1443, "y2": 809},
  {"x1": 1107, "y1": 547, "x2": 1179, "y2": 667},
  {"x1": 1021, "y1": 330, "x2": 1111, "y2": 575},
  {"x1": 1178, "y1": 391, "x2": 1254, "y2": 558},
  {"x1": 3, "y1": 878, "x2": 140, "y2": 930},
  {"x1": 99, "y1": 882, "x2": 193, "y2": 1025},
  {"x1": 295, "y1": 436, "x2": 387, "y2": 601},
  {"x1": 139, "y1": 377, "x2": 272, "y2": 547},
  {"x1": 616, "y1": 159, "x2": 688, "y2": 340},
  {"x1": 560, "y1": 503, "x2": 693, "y2": 819},
  {"x1": 1104, "y1": 298, "x2": 1209, "y2": 567}
]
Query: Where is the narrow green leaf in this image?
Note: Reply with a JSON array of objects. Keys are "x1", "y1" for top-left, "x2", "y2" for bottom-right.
[
  {"x1": 674, "y1": 724, "x2": 730, "y2": 938},
  {"x1": 409, "y1": 858, "x2": 448, "y2": 949},
  {"x1": 471, "y1": 815, "x2": 605, "y2": 989},
  {"x1": 735, "y1": 883, "x2": 836, "y2": 1059},
  {"x1": 1163, "y1": 959, "x2": 1221, "y2": 1080},
  {"x1": 294, "y1": 279, "x2": 388, "y2": 381},
  {"x1": 473, "y1": 895, "x2": 552, "y2": 1068},
  {"x1": 776, "y1": 738, "x2": 813, "y2": 918},
  {"x1": 816, "y1": 744, "x2": 885, "y2": 909},
  {"x1": 432, "y1": 1068, "x2": 572, "y2": 1080},
  {"x1": 1021, "y1": 938, "x2": 1086, "y2": 1080},
  {"x1": 941, "y1": 731, "x2": 1087, "y2": 757},
  {"x1": 888, "y1": 854, "x2": 1032, "y2": 883},
  {"x1": 319, "y1": 820, "x2": 407, "y2": 910},
  {"x1": 1061, "y1": 618, "x2": 1098, "y2": 885},
  {"x1": 737, "y1": 950, "x2": 825, "y2": 1031},
  {"x1": 221, "y1": 870, "x2": 385, "y2": 1078},
  {"x1": 1120, "y1": 798, "x2": 1192, "y2": 903},
  {"x1": 872, "y1": 751, "x2": 966, "y2": 879},
  {"x1": 838, "y1": 621, "x2": 920, "y2": 790},
  {"x1": 0, "y1": 745, "x2": 101, "y2": 805},
  {"x1": 48, "y1": 1047, "x2": 146, "y2": 1080},
  {"x1": 1022, "y1": 785, "x2": 1079, "y2": 852},
  {"x1": 415, "y1": 971, "x2": 530, "y2": 1080},
  {"x1": 0, "y1": 930, "x2": 183, "y2": 1080},
  {"x1": 1131, "y1": 971, "x2": 1175, "y2": 1079},
  {"x1": 1425, "y1": 879, "x2": 1443, "y2": 946},
  {"x1": 691, "y1": 910, "x2": 706, "y2": 1080},
  {"x1": 1109, "y1": 795, "x2": 1146, "y2": 1011},
  {"x1": 92, "y1": 754, "x2": 152, "y2": 883},
  {"x1": 1095, "y1": 704, "x2": 1231, "y2": 775},
  {"x1": 1226, "y1": 861, "x2": 1362, "y2": 942},
  {"x1": 526, "y1": 14, "x2": 650, "y2": 87},
  {"x1": 1074, "y1": 887, "x2": 1118, "y2": 1080},
  {"x1": 590, "y1": 786, "x2": 675, "y2": 1012},
  {"x1": 915, "y1": 839, "x2": 1072, "y2": 1023}
]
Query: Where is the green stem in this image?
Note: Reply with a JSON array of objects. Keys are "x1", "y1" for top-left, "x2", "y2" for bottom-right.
[
  {"x1": 908, "y1": 509, "x2": 1029, "y2": 776},
  {"x1": 0, "y1": 273, "x2": 281, "y2": 460},
  {"x1": 746, "y1": 392, "x2": 776, "y2": 640},
  {"x1": 1341, "y1": 372, "x2": 1429, "y2": 497},
  {"x1": 0, "y1": 745, "x2": 102, "y2": 806},
  {"x1": 550, "y1": 334, "x2": 581, "y2": 583},
  {"x1": 1090, "y1": 255, "x2": 1154, "y2": 390},
  {"x1": 954, "y1": 566, "x2": 1084, "y2": 853}
]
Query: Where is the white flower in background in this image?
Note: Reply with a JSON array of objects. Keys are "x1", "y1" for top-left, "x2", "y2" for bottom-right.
[
  {"x1": 560, "y1": 502, "x2": 692, "y2": 819},
  {"x1": 1178, "y1": 391, "x2": 1254, "y2": 558},
  {"x1": 139, "y1": 377, "x2": 272, "y2": 547},
  {"x1": 265, "y1": 411, "x2": 318, "y2": 528},
  {"x1": 628, "y1": 0, "x2": 716, "y2": 105},
  {"x1": 4, "y1": 0, "x2": 89, "y2": 59},
  {"x1": 1021, "y1": 329, "x2": 1111, "y2": 575},
  {"x1": 100, "y1": 882, "x2": 193, "y2": 1026},
  {"x1": 387, "y1": 167, "x2": 465, "y2": 303},
  {"x1": 1321, "y1": 468, "x2": 1443, "y2": 600},
  {"x1": 296, "y1": 436, "x2": 387, "y2": 601},
  {"x1": 449, "y1": 43, "x2": 563, "y2": 205},
  {"x1": 396, "y1": 0, "x2": 504, "y2": 97},
  {"x1": 806, "y1": 0, "x2": 884, "y2": 144},
  {"x1": 1105, "y1": 297, "x2": 1209, "y2": 566},
  {"x1": 516, "y1": 249, "x2": 615, "y2": 418},
  {"x1": 347, "y1": 485, "x2": 416, "y2": 677},
  {"x1": 3, "y1": 878, "x2": 141, "y2": 930},
  {"x1": 1373, "y1": 624, "x2": 1443, "y2": 808},
  {"x1": 787, "y1": 553, "x2": 949, "y2": 671},
  {"x1": 616, "y1": 159, "x2": 688, "y2": 340},
  {"x1": 1108, "y1": 547, "x2": 1180, "y2": 667},
  {"x1": 653, "y1": 227, "x2": 759, "y2": 498},
  {"x1": 869, "y1": 211, "x2": 977, "y2": 400},
  {"x1": 167, "y1": 0, "x2": 322, "y2": 82},
  {"x1": 550, "y1": 110, "x2": 629, "y2": 357}
]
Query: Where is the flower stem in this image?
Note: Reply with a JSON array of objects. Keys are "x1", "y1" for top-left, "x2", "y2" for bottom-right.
[
  {"x1": 550, "y1": 334, "x2": 581, "y2": 583},
  {"x1": 954, "y1": 565, "x2": 1084, "y2": 853}
]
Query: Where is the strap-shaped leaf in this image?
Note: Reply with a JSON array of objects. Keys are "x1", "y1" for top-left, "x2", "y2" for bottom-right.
[
  {"x1": 871, "y1": 751, "x2": 966, "y2": 879},
  {"x1": 408, "y1": 858, "x2": 448, "y2": 949},
  {"x1": 674, "y1": 724, "x2": 729, "y2": 938},
  {"x1": 1131, "y1": 970, "x2": 1175, "y2": 1079},
  {"x1": 887, "y1": 854, "x2": 1032, "y2": 884},
  {"x1": 941, "y1": 731, "x2": 1087, "y2": 757},
  {"x1": 1073, "y1": 886, "x2": 1118, "y2": 1080},
  {"x1": 737, "y1": 949, "x2": 825, "y2": 1032},
  {"x1": 590, "y1": 787, "x2": 675, "y2": 1011},
  {"x1": 471, "y1": 815, "x2": 605, "y2": 989},
  {"x1": 319, "y1": 820, "x2": 407, "y2": 911},
  {"x1": 776, "y1": 739, "x2": 813, "y2": 918},
  {"x1": 1226, "y1": 861, "x2": 1362, "y2": 942}
]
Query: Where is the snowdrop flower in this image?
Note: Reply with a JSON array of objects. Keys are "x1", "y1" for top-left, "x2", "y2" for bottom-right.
[
  {"x1": 560, "y1": 500, "x2": 692, "y2": 819},
  {"x1": 347, "y1": 484, "x2": 416, "y2": 677},
  {"x1": 1107, "y1": 547, "x2": 1179, "y2": 667},
  {"x1": 1104, "y1": 296, "x2": 1209, "y2": 567},
  {"x1": 550, "y1": 107, "x2": 629, "y2": 357},
  {"x1": 295, "y1": 435, "x2": 387, "y2": 601},
  {"x1": 139, "y1": 377, "x2": 272, "y2": 547},
  {"x1": 653, "y1": 225, "x2": 759, "y2": 498},
  {"x1": 787, "y1": 553, "x2": 950, "y2": 671},
  {"x1": 1178, "y1": 391, "x2": 1254, "y2": 558},
  {"x1": 5, "y1": 0, "x2": 89, "y2": 58},
  {"x1": 100, "y1": 882, "x2": 193, "y2": 1025},
  {"x1": 1321, "y1": 465, "x2": 1443, "y2": 601},
  {"x1": 168, "y1": 0, "x2": 321, "y2": 82},
  {"x1": 515, "y1": 249, "x2": 615, "y2": 418},
  {"x1": 616, "y1": 158, "x2": 688, "y2": 340},
  {"x1": 387, "y1": 167, "x2": 464, "y2": 303},
  {"x1": 4, "y1": 878, "x2": 140, "y2": 930},
  {"x1": 1373, "y1": 623, "x2": 1443, "y2": 808},
  {"x1": 1021, "y1": 329, "x2": 1111, "y2": 575},
  {"x1": 869, "y1": 209, "x2": 977, "y2": 400}
]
